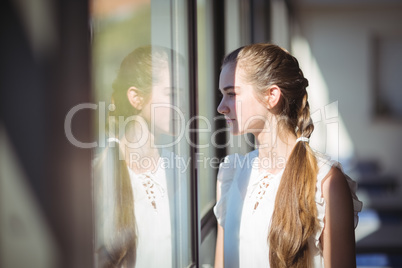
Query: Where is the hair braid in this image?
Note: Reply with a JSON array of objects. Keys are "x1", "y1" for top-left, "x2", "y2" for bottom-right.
[
  {"x1": 296, "y1": 93, "x2": 314, "y2": 139},
  {"x1": 269, "y1": 92, "x2": 318, "y2": 268}
]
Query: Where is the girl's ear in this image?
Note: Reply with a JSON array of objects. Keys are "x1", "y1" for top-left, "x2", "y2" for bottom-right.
[
  {"x1": 127, "y1": 86, "x2": 144, "y2": 110},
  {"x1": 265, "y1": 85, "x2": 281, "y2": 109}
]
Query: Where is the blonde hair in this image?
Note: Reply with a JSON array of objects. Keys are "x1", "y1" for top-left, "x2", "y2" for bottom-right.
[
  {"x1": 94, "y1": 146, "x2": 137, "y2": 267},
  {"x1": 223, "y1": 43, "x2": 319, "y2": 267}
]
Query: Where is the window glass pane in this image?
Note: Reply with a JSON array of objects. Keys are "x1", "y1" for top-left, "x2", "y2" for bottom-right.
[
  {"x1": 375, "y1": 34, "x2": 402, "y2": 118},
  {"x1": 200, "y1": 228, "x2": 217, "y2": 267},
  {"x1": 224, "y1": 0, "x2": 254, "y2": 155},
  {"x1": 91, "y1": 0, "x2": 192, "y2": 267},
  {"x1": 197, "y1": 0, "x2": 218, "y2": 218}
]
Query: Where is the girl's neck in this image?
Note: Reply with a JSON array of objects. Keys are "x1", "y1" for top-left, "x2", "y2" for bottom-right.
[
  {"x1": 254, "y1": 122, "x2": 296, "y2": 174},
  {"x1": 120, "y1": 122, "x2": 161, "y2": 174}
]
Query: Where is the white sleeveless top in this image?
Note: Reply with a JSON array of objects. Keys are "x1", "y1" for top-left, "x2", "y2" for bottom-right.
[
  {"x1": 128, "y1": 163, "x2": 172, "y2": 268},
  {"x1": 127, "y1": 150, "x2": 189, "y2": 268},
  {"x1": 214, "y1": 150, "x2": 363, "y2": 268}
]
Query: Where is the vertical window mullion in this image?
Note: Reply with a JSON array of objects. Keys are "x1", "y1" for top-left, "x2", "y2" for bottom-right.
[{"x1": 187, "y1": 0, "x2": 200, "y2": 266}]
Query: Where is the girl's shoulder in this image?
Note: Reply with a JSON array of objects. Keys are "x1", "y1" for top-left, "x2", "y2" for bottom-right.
[
  {"x1": 313, "y1": 151, "x2": 363, "y2": 228},
  {"x1": 314, "y1": 152, "x2": 336, "y2": 179}
]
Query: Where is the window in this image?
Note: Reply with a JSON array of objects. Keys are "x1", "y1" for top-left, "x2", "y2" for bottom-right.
[
  {"x1": 91, "y1": 1, "x2": 270, "y2": 266},
  {"x1": 373, "y1": 32, "x2": 402, "y2": 120},
  {"x1": 91, "y1": 0, "x2": 194, "y2": 266}
]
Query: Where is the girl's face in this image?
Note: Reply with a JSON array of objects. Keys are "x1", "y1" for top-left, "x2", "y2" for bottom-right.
[
  {"x1": 218, "y1": 63, "x2": 269, "y2": 135},
  {"x1": 140, "y1": 61, "x2": 177, "y2": 136}
]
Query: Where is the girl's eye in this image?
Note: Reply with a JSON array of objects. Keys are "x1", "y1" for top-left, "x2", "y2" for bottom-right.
[{"x1": 218, "y1": 91, "x2": 235, "y2": 98}]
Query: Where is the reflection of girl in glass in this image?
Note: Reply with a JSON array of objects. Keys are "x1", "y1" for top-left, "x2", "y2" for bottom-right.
[
  {"x1": 214, "y1": 43, "x2": 362, "y2": 267},
  {"x1": 94, "y1": 46, "x2": 177, "y2": 268}
]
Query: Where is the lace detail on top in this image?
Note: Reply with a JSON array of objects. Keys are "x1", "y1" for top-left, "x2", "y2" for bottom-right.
[
  {"x1": 136, "y1": 173, "x2": 166, "y2": 213},
  {"x1": 248, "y1": 173, "x2": 276, "y2": 212}
]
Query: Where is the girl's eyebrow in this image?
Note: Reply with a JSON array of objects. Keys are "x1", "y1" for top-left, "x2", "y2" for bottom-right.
[{"x1": 220, "y1": 85, "x2": 240, "y2": 91}]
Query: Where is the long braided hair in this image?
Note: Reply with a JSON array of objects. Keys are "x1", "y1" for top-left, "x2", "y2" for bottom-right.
[{"x1": 222, "y1": 43, "x2": 319, "y2": 267}]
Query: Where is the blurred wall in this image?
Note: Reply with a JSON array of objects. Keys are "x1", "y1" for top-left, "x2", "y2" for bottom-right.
[{"x1": 291, "y1": 1, "x2": 402, "y2": 183}]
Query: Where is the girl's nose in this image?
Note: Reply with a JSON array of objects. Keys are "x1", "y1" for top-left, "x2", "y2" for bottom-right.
[{"x1": 217, "y1": 99, "x2": 229, "y2": 114}]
